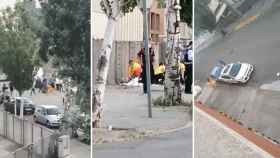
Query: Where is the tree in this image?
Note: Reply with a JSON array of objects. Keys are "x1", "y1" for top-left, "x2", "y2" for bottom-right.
[
  {"x1": 93, "y1": 0, "x2": 138, "y2": 128},
  {"x1": 0, "y1": 2, "x2": 39, "y2": 96},
  {"x1": 39, "y1": 0, "x2": 90, "y2": 113},
  {"x1": 180, "y1": 0, "x2": 192, "y2": 25},
  {"x1": 163, "y1": 0, "x2": 182, "y2": 105}
]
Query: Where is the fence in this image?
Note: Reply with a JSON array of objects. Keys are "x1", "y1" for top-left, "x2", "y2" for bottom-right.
[
  {"x1": 4, "y1": 134, "x2": 59, "y2": 158},
  {"x1": 93, "y1": 40, "x2": 142, "y2": 86},
  {"x1": 0, "y1": 110, "x2": 54, "y2": 145}
]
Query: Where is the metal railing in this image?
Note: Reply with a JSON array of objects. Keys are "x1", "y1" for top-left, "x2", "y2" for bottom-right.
[
  {"x1": 4, "y1": 134, "x2": 59, "y2": 158},
  {"x1": 0, "y1": 110, "x2": 54, "y2": 146}
]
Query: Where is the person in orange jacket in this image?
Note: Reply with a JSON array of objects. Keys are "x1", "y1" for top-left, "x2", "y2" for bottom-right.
[{"x1": 128, "y1": 60, "x2": 142, "y2": 81}]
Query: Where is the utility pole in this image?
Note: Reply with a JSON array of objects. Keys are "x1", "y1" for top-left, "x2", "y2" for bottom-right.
[{"x1": 143, "y1": 0, "x2": 152, "y2": 118}]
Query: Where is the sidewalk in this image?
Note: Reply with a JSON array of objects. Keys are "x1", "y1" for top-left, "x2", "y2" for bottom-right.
[
  {"x1": 70, "y1": 139, "x2": 90, "y2": 158},
  {"x1": 194, "y1": 107, "x2": 274, "y2": 158},
  {"x1": 93, "y1": 85, "x2": 192, "y2": 144},
  {"x1": 0, "y1": 136, "x2": 21, "y2": 158}
]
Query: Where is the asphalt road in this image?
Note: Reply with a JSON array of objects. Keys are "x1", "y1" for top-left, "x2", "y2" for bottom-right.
[
  {"x1": 93, "y1": 127, "x2": 192, "y2": 158},
  {"x1": 195, "y1": 2, "x2": 280, "y2": 87}
]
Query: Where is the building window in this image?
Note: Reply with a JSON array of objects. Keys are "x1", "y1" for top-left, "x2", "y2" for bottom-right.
[
  {"x1": 156, "y1": 14, "x2": 160, "y2": 31},
  {"x1": 151, "y1": 12, "x2": 160, "y2": 31}
]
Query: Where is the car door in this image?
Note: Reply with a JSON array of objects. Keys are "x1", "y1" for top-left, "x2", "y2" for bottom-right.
[
  {"x1": 41, "y1": 108, "x2": 47, "y2": 124},
  {"x1": 221, "y1": 75, "x2": 236, "y2": 83},
  {"x1": 220, "y1": 75, "x2": 230, "y2": 82}
]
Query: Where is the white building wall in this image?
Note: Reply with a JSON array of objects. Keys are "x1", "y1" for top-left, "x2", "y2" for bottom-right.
[{"x1": 93, "y1": 0, "x2": 143, "y2": 41}]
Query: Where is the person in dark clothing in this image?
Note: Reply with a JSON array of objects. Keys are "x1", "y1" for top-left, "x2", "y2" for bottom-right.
[
  {"x1": 137, "y1": 47, "x2": 155, "y2": 93},
  {"x1": 184, "y1": 42, "x2": 193, "y2": 94},
  {"x1": 9, "y1": 82, "x2": 14, "y2": 96},
  {"x1": 2, "y1": 84, "x2": 8, "y2": 93}
]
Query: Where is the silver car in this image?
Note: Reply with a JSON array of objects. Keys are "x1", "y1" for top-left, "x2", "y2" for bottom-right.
[
  {"x1": 34, "y1": 105, "x2": 63, "y2": 128},
  {"x1": 210, "y1": 62, "x2": 254, "y2": 84}
]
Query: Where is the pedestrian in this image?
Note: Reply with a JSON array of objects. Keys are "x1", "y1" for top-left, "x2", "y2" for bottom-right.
[
  {"x1": 184, "y1": 41, "x2": 193, "y2": 94},
  {"x1": 154, "y1": 63, "x2": 165, "y2": 84},
  {"x1": 9, "y1": 82, "x2": 14, "y2": 96},
  {"x1": 2, "y1": 83, "x2": 8, "y2": 93},
  {"x1": 137, "y1": 45, "x2": 155, "y2": 93},
  {"x1": 30, "y1": 87, "x2": 36, "y2": 96}
]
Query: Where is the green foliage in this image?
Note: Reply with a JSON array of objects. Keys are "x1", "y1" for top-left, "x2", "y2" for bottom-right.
[
  {"x1": 0, "y1": 2, "x2": 39, "y2": 95},
  {"x1": 180, "y1": 0, "x2": 192, "y2": 25},
  {"x1": 62, "y1": 104, "x2": 91, "y2": 144},
  {"x1": 157, "y1": 0, "x2": 165, "y2": 8},
  {"x1": 100, "y1": 0, "x2": 138, "y2": 17},
  {"x1": 121, "y1": 0, "x2": 138, "y2": 14},
  {"x1": 194, "y1": 0, "x2": 216, "y2": 33},
  {"x1": 40, "y1": 0, "x2": 90, "y2": 112}
]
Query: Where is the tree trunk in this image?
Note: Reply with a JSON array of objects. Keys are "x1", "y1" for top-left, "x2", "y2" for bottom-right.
[
  {"x1": 93, "y1": 17, "x2": 118, "y2": 128},
  {"x1": 164, "y1": 0, "x2": 181, "y2": 105}
]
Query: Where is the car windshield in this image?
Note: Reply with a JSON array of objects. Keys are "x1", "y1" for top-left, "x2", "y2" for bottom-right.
[
  {"x1": 229, "y1": 64, "x2": 241, "y2": 77},
  {"x1": 47, "y1": 108, "x2": 59, "y2": 115}
]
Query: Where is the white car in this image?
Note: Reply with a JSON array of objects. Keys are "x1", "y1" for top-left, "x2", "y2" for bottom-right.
[
  {"x1": 34, "y1": 105, "x2": 63, "y2": 128},
  {"x1": 210, "y1": 62, "x2": 254, "y2": 83}
]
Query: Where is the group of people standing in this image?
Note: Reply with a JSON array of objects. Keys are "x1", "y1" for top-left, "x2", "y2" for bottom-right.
[
  {"x1": 32, "y1": 77, "x2": 64, "y2": 95},
  {"x1": 128, "y1": 41, "x2": 193, "y2": 94}
]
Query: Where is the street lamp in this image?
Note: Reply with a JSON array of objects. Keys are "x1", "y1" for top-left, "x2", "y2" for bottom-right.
[{"x1": 137, "y1": 0, "x2": 153, "y2": 118}]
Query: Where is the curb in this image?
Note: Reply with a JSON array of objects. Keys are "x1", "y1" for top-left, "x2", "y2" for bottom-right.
[
  {"x1": 93, "y1": 122, "x2": 192, "y2": 144},
  {"x1": 139, "y1": 122, "x2": 192, "y2": 137}
]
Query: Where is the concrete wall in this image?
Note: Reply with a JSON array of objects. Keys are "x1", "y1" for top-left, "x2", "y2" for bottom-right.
[
  {"x1": 92, "y1": 40, "x2": 143, "y2": 87},
  {"x1": 92, "y1": 39, "x2": 164, "y2": 87}
]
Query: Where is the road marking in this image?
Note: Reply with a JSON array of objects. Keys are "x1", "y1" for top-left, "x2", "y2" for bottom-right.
[{"x1": 234, "y1": 14, "x2": 260, "y2": 32}]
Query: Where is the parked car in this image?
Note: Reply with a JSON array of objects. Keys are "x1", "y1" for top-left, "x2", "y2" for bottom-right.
[
  {"x1": 4, "y1": 97, "x2": 35, "y2": 115},
  {"x1": 34, "y1": 105, "x2": 63, "y2": 128},
  {"x1": 210, "y1": 61, "x2": 254, "y2": 83}
]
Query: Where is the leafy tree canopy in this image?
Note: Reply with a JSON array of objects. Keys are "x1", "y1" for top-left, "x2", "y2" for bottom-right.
[
  {"x1": 180, "y1": 0, "x2": 192, "y2": 25},
  {"x1": 0, "y1": 2, "x2": 39, "y2": 95}
]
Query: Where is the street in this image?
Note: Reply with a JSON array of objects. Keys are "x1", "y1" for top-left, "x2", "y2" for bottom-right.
[
  {"x1": 195, "y1": 1, "x2": 280, "y2": 86},
  {"x1": 195, "y1": 1, "x2": 280, "y2": 142},
  {"x1": 93, "y1": 127, "x2": 192, "y2": 158}
]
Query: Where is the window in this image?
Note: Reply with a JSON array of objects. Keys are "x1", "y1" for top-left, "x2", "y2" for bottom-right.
[
  {"x1": 229, "y1": 63, "x2": 241, "y2": 77},
  {"x1": 156, "y1": 14, "x2": 160, "y2": 30},
  {"x1": 47, "y1": 108, "x2": 59, "y2": 115},
  {"x1": 222, "y1": 75, "x2": 231, "y2": 79},
  {"x1": 151, "y1": 12, "x2": 160, "y2": 31}
]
